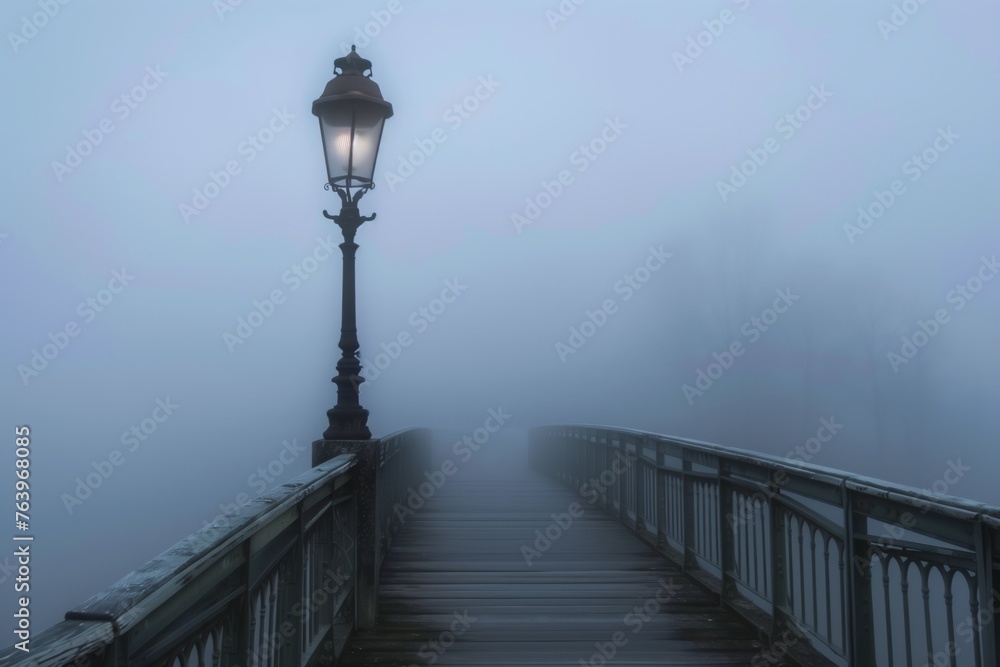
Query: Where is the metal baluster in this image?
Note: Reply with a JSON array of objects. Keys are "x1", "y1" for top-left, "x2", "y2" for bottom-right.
[
  {"x1": 798, "y1": 518, "x2": 806, "y2": 623},
  {"x1": 921, "y1": 566, "x2": 933, "y2": 665},
  {"x1": 902, "y1": 562, "x2": 913, "y2": 667},
  {"x1": 973, "y1": 521, "x2": 996, "y2": 667},
  {"x1": 213, "y1": 627, "x2": 224, "y2": 667},
  {"x1": 838, "y1": 542, "x2": 846, "y2": 652},
  {"x1": 262, "y1": 580, "x2": 273, "y2": 667},
  {"x1": 207, "y1": 629, "x2": 216, "y2": 667},
  {"x1": 707, "y1": 483, "x2": 714, "y2": 563},
  {"x1": 694, "y1": 482, "x2": 705, "y2": 555},
  {"x1": 762, "y1": 500, "x2": 769, "y2": 598},
  {"x1": 274, "y1": 570, "x2": 284, "y2": 666},
  {"x1": 824, "y1": 537, "x2": 832, "y2": 643},
  {"x1": 656, "y1": 451, "x2": 665, "y2": 551},
  {"x1": 649, "y1": 468, "x2": 655, "y2": 529},
  {"x1": 811, "y1": 526, "x2": 818, "y2": 631},
  {"x1": 713, "y1": 484, "x2": 720, "y2": 565},
  {"x1": 706, "y1": 483, "x2": 711, "y2": 561},
  {"x1": 969, "y1": 581, "x2": 981, "y2": 666},
  {"x1": 629, "y1": 454, "x2": 636, "y2": 525},
  {"x1": 302, "y1": 537, "x2": 311, "y2": 650},
  {"x1": 712, "y1": 483, "x2": 718, "y2": 564},
  {"x1": 693, "y1": 482, "x2": 700, "y2": 558},
  {"x1": 784, "y1": 510, "x2": 795, "y2": 615},
  {"x1": 768, "y1": 497, "x2": 790, "y2": 645},
  {"x1": 666, "y1": 476, "x2": 672, "y2": 540},
  {"x1": 736, "y1": 495, "x2": 743, "y2": 583},
  {"x1": 883, "y1": 557, "x2": 894, "y2": 666},
  {"x1": 695, "y1": 483, "x2": 702, "y2": 558},
  {"x1": 704, "y1": 483, "x2": 710, "y2": 561},
  {"x1": 643, "y1": 466, "x2": 647, "y2": 527},
  {"x1": 752, "y1": 500, "x2": 759, "y2": 592},
  {"x1": 649, "y1": 468, "x2": 655, "y2": 526},
  {"x1": 734, "y1": 495, "x2": 742, "y2": 582},
  {"x1": 250, "y1": 591, "x2": 261, "y2": 667},
  {"x1": 675, "y1": 476, "x2": 681, "y2": 543},
  {"x1": 943, "y1": 571, "x2": 956, "y2": 667},
  {"x1": 666, "y1": 475, "x2": 673, "y2": 540},
  {"x1": 641, "y1": 465, "x2": 647, "y2": 525},
  {"x1": 718, "y1": 484, "x2": 723, "y2": 568},
  {"x1": 709, "y1": 483, "x2": 715, "y2": 562},
  {"x1": 675, "y1": 475, "x2": 681, "y2": 543},
  {"x1": 745, "y1": 496, "x2": 752, "y2": 584}
]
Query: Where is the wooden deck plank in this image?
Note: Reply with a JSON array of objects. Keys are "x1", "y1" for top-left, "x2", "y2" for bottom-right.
[{"x1": 339, "y1": 434, "x2": 770, "y2": 666}]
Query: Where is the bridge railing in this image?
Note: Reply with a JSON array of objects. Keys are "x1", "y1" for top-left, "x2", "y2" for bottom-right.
[
  {"x1": 530, "y1": 424, "x2": 1000, "y2": 667},
  {"x1": 1, "y1": 427, "x2": 431, "y2": 667},
  {"x1": 311, "y1": 428, "x2": 433, "y2": 630}
]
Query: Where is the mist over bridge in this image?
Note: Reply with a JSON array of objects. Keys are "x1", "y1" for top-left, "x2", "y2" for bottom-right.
[{"x1": 4, "y1": 424, "x2": 1000, "y2": 666}]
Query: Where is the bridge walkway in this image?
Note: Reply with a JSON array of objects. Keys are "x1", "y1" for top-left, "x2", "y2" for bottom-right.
[{"x1": 340, "y1": 431, "x2": 770, "y2": 666}]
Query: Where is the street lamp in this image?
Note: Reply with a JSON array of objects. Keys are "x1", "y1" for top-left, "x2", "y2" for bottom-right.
[{"x1": 313, "y1": 45, "x2": 393, "y2": 441}]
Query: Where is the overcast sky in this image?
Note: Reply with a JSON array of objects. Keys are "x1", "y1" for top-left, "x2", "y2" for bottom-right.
[{"x1": 2, "y1": 0, "x2": 999, "y2": 636}]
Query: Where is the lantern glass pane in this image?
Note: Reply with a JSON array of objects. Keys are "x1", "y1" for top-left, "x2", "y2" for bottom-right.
[
  {"x1": 319, "y1": 102, "x2": 386, "y2": 188},
  {"x1": 347, "y1": 103, "x2": 386, "y2": 185},
  {"x1": 319, "y1": 105, "x2": 353, "y2": 186}
]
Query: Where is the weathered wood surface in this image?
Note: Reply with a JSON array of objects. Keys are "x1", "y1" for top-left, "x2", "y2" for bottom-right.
[
  {"x1": 340, "y1": 431, "x2": 771, "y2": 666},
  {"x1": 0, "y1": 619, "x2": 114, "y2": 667}
]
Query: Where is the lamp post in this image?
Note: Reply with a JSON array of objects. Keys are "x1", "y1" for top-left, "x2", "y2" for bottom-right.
[{"x1": 312, "y1": 45, "x2": 393, "y2": 441}]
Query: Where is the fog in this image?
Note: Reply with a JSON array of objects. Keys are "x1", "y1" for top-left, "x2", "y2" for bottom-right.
[{"x1": 2, "y1": 0, "x2": 998, "y2": 637}]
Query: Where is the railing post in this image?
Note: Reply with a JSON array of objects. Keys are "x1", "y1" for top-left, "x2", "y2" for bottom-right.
[
  {"x1": 682, "y1": 455, "x2": 696, "y2": 570},
  {"x1": 282, "y1": 508, "x2": 306, "y2": 667},
  {"x1": 634, "y1": 445, "x2": 643, "y2": 537},
  {"x1": 719, "y1": 464, "x2": 737, "y2": 605},
  {"x1": 768, "y1": 472, "x2": 789, "y2": 645},
  {"x1": 616, "y1": 438, "x2": 625, "y2": 524},
  {"x1": 563, "y1": 432, "x2": 570, "y2": 485},
  {"x1": 975, "y1": 521, "x2": 998, "y2": 665},
  {"x1": 576, "y1": 433, "x2": 584, "y2": 490},
  {"x1": 843, "y1": 485, "x2": 876, "y2": 664},
  {"x1": 313, "y1": 438, "x2": 380, "y2": 630},
  {"x1": 584, "y1": 437, "x2": 592, "y2": 494},
  {"x1": 655, "y1": 442, "x2": 666, "y2": 551},
  {"x1": 594, "y1": 436, "x2": 602, "y2": 505},
  {"x1": 229, "y1": 541, "x2": 253, "y2": 666}
]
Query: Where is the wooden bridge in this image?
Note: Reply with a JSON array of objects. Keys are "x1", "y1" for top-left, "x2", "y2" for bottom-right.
[{"x1": 5, "y1": 425, "x2": 1000, "y2": 666}]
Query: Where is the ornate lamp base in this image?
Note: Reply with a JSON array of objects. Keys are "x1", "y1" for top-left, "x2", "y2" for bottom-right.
[{"x1": 323, "y1": 405, "x2": 371, "y2": 441}]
